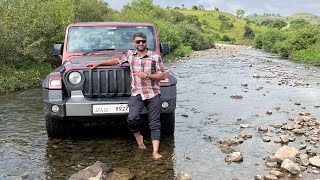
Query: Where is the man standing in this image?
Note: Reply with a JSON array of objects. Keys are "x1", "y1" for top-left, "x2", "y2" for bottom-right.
[{"x1": 86, "y1": 32, "x2": 166, "y2": 160}]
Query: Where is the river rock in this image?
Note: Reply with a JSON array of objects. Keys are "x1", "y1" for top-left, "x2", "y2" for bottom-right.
[
  {"x1": 225, "y1": 152, "x2": 243, "y2": 162},
  {"x1": 270, "y1": 170, "x2": 284, "y2": 177},
  {"x1": 309, "y1": 156, "x2": 320, "y2": 167},
  {"x1": 299, "y1": 154, "x2": 309, "y2": 166},
  {"x1": 68, "y1": 161, "x2": 111, "y2": 180},
  {"x1": 280, "y1": 135, "x2": 290, "y2": 143},
  {"x1": 254, "y1": 174, "x2": 265, "y2": 180},
  {"x1": 240, "y1": 124, "x2": 250, "y2": 128},
  {"x1": 264, "y1": 174, "x2": 278, "y2": 180},
  {"x1": 299, "y1": 112, "x2": 310, "y2": 116},
  {"x1": 281, "y1": 159, "x2": 301, "y2": 175},
  {"x1": 292, "y1": 129, "x2": 305, "y2": 134},
  {"x1": 258, "y1": 126, "x2": 268, "y2": 132},
  {"x1": 176, "y1": 172, "x2": 192, "y2": 180},
  {"x1": 274, "y1": 146, "x2": 299, "y2": 162},
  {"x1": 68, "y1": 161, "x2": 134, "y2": 180},
  {"x1": 266, "y1": 110, "x2": 272, "y2": 115}
]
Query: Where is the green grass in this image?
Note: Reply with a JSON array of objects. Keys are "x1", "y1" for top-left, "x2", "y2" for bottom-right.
[{"x1": 179, "y1": 10, "x2": 267, "y2": 45}]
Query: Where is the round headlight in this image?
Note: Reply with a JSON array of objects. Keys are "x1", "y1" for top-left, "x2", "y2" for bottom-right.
[
  {"x1": 68, "y1": 72, "x2": 82, "y2": 85},
  {"x1": 161, "y1": 101, "x2": 169, "y2": 109}
]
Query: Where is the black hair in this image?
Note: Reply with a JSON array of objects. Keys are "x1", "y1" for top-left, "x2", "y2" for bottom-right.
[{"x1": 133, "y1": 32, "x2": 147, "y2": 40}]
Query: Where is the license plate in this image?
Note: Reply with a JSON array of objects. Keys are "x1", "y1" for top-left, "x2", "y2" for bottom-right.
[{"x1": 92, "y1": 104, "x2": 129, "y2": 114}]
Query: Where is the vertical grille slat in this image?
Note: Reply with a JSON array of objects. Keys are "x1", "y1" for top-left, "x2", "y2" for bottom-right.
[
  {"x1": 72, "y1": 68, "x2": 130, "y2": 98},
  {"x1": 97, "y1": 69, "x2": 101, "y2": 98}
]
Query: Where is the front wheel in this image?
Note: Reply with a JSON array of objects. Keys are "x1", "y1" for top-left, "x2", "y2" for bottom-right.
[
  {"x1": 160, "y1": 111, "x2": 175, "y2": 136},
  {"x1": 46, "y1": 117, "x2": 71, "y2": 139}
]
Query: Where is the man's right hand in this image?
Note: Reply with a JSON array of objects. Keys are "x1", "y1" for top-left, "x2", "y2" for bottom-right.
[{"x1": 86, "y1": 62, "x2": 100, "y2": 69}]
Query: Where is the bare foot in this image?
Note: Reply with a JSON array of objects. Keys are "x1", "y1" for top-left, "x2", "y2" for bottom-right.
[
  {"x1": 153, "y1": 151, "x2": 162, "y2": 160},
  {"x1": 138, "y1": 135, "x2": 146, "y2": 149}
]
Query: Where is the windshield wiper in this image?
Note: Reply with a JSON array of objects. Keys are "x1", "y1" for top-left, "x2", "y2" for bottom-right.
[{"x1": 82, "y1": 48, "x2": 115, "y2": 56}]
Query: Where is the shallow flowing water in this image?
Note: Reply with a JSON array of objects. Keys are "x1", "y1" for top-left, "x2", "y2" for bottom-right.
[{"x1": 1, "y1": 49, "x2": 320, "y2": 179}]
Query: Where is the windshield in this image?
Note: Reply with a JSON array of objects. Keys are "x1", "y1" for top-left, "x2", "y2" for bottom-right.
[{"x1": 67, "y1": 26, "x2": 156, "y2": 53}]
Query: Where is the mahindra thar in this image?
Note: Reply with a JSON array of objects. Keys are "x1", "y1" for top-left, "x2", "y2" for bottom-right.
[{"x1": 42, "y1": 22, "x2": 177, "y2": 138}]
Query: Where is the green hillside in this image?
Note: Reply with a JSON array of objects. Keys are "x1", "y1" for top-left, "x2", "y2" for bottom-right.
[
  {"x1": 288, "y1": 13, "x2": 320, "y2": 24},
  {"x1": 246, "y1": 13, "x2": 320, "y2": 25},
  {"x1": 179, "y1": 10, "x2": 267, "y2": 44}
]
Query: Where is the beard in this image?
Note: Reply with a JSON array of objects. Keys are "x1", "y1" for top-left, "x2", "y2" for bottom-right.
[{"x1": 136, "y1": 45, "x2": 147, "y2": 51}]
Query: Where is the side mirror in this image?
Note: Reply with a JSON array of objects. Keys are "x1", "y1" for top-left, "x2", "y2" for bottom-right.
[
  {"x1": 53, "y1": 44, "x2": 63, "y2": 56},
  {"x1": 53, "y1": 44, "x2": 63, "y2": 61},
  {"x1": 160, "y1": 43, "x2": 170, "y2": 57}
]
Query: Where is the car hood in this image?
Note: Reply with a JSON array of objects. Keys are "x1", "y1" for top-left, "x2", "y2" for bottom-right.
[{"x1": 63, "y1": 54, "x2": 124, "y2": 68}]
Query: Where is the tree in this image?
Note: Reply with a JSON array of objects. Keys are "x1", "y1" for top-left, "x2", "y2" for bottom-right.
[
  {"x1": 271, "y1": 20, "x2": 287, "y2": 30},
  {"x1": 198, "y1": 5, "x2": 205, "y2": 10},
  {"x1": 289, "y1": 19, "x2": 310, "y2": 29},
  {"x1": 191, "y1": 5, "x2": 198, "y2": 10},
  {"x1": 236, "y1": 9, "x2": 245, "y2": 18},
  {"x1": 243, "y1": 25, "x2": 255, "y2": 39}
]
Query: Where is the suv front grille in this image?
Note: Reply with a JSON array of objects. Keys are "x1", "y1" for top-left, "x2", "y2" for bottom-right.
[{"x1": 64, "y1": 68, "x2": 131, "y2": 98}]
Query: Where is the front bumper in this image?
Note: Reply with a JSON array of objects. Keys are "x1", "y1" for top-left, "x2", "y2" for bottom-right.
[{"x1": 44, "y1": 90, "x2": 176, "y2": 119}]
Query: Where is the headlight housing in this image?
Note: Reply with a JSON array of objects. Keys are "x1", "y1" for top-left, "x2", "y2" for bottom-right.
[{"x1": 68, "y1": 71, "x2": 82, "y2": 85}]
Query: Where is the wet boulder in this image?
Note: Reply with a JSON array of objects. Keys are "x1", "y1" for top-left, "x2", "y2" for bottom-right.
[
  {"x1": 225, "y1": 152, "x2": 243, "y2": 163},
  {"x1": 274, "y1": 146, "x2": 299, "y2": 162},
  {"x1": 309, "y1": 156, "x2": 320, "y2": 167},
  {"x1": 264, "y1": 174, "x2": 278, "y2": 180},
  {"x1": 280, "y1": 159, "x2": 301, "y2": 175},
  {"x1": 176, "y1": 172, "x2": 192, "y2": 180},
  {"x1": 298, "y1": 154, "x2": 310, "y2": 166}
]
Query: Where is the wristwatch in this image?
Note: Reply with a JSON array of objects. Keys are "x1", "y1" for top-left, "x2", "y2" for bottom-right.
[{"x1": 145, "y1": 74, "x2": 149, "y2": 79}]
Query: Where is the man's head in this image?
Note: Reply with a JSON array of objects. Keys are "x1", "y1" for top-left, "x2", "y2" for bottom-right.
[{"x1": 133, "y1": 32, "x2": 147, "y2": 52}]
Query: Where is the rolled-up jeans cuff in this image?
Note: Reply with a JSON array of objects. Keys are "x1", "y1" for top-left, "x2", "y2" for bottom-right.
[{"x1": 151, "y1": 129, "x2": 161, "y2": 140}]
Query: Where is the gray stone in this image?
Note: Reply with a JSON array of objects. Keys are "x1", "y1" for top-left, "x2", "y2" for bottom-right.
[
  {"x1": 309, "y1": 156, "x2": 320, "y2": 167},
  {"x1": 254, "y1": 174, "x2": 265, "y2": 180},
  {"x1": 281, "y1": 159, "x2": 301, "y2": 175},
  {"x1": 264, "y1": 174, "x2": 278, "y2": 180},
  {"x1": 280, "y1": 135, "x2": 289, "y2": 143},
  {"x1": 258, "y1": 126, "x2": 268, "y2": 132},
  {"x1": 274, "y1": 145, "x2": 299, "y2": 162},
  {"x1": 225, "y1": 152, "x2": 243, "y2": 162},
  {"x1": 299, "y1": 154, "x2": 310, "y2": 166},
  {"x1": 176, "y1": 172, "x2": 192, "y2": 180},
  {"x1": 68, "y1": 161, "x2": 112, "y2": 180}
]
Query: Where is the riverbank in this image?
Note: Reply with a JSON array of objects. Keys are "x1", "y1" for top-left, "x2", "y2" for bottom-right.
[{"x1": 175, "y1": 43, "x2": 252, "y2": 62}]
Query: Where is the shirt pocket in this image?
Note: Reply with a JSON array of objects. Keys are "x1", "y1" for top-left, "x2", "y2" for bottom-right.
[{"x1": 143, "y1": 58, "x2": 156, "y2": 73}]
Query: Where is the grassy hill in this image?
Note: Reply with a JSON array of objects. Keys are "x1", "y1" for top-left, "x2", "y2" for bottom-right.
[
  {"x1": 288, "y1": 13, "x2": 320, "y2": 24},
  {"x1": 246, "y1": 13, "x2": 320, "y2": 25},
  {"x1": 179, "y1": 10, "x2": 267, "y2": 45}
]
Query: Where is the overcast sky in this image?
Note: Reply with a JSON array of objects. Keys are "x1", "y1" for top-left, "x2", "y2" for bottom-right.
[{"x1": 104, "y1": 0, "x2": 320, "y2": 16}]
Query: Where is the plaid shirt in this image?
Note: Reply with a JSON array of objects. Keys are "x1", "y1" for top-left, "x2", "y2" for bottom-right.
[{"x1": 119, "y1": 50, "x2": 166, "y2": 100}]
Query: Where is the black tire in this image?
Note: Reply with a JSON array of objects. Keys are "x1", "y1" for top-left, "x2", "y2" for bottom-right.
[
  {"x1": 160, "y1": 111, "x2": 175, "y2": 135},
  {"x1": 46, "y1": 117, "x2": 71, "y2": 139}
]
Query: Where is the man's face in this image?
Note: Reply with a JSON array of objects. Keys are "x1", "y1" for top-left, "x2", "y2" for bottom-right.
[{"x1": 133, "y1": 37, "x2": 147, "y2": 51}]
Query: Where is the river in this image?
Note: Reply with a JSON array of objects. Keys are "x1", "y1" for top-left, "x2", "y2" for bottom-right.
[{"x1": 1, "y1": 46, "x2": 320, "y2": 179}]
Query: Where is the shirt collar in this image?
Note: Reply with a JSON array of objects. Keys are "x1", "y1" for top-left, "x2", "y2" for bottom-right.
[{"x1": 133, "y1": 49, "x2": 151, "y2": 58}]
